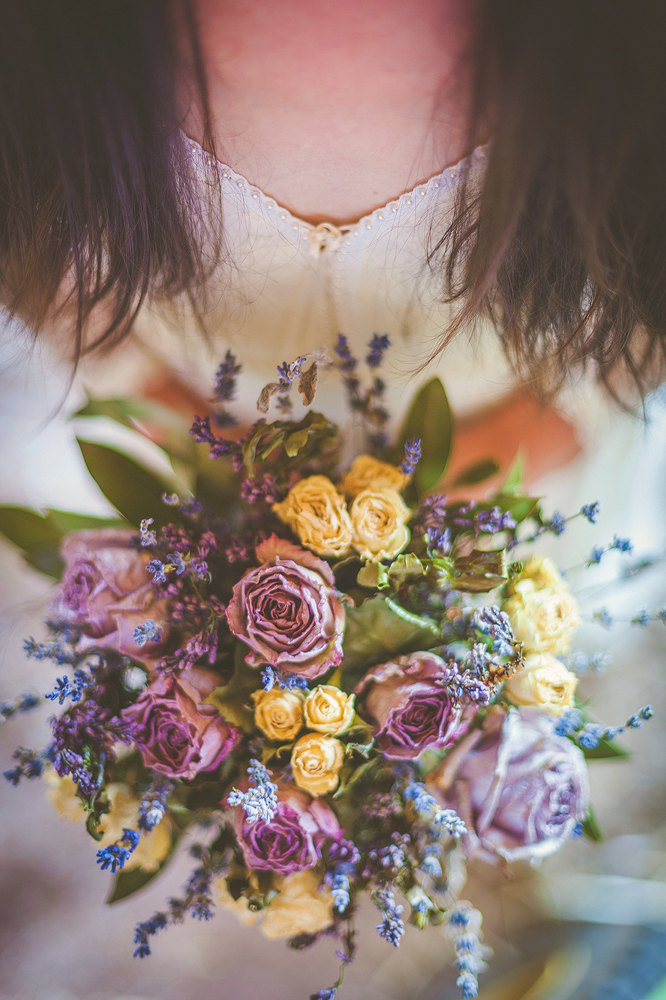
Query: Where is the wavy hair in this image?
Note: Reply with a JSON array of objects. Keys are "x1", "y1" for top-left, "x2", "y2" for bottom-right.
[{"x1": 1, "y1": 0, "x2": 665, "y2": 395}]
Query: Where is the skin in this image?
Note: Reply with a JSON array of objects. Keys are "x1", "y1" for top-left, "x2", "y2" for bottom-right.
[{"x1": 174, "y1": 0, "x2": 580, "y2": 482}]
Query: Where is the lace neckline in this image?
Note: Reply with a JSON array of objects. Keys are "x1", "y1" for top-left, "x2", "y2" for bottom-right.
[{"x1": 182, "y1": 131, "x2": 487, "y2": 236}]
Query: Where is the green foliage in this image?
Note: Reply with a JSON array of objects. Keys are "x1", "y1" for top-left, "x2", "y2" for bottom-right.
[
  {"x1": 394, "y1": 378, "x2": 453, "y2": 497},
  {"x1": 581, "y1": 807, "x2": 603, "y2": 842},
  {"x1": 451, "y1": 548, "x2": 508, "y2": 593},
  {"x1": 581, "y1": 738, "x2": 630, "y2": 761},
  {"x1": 242, "y1": 410, "x2": 338, "y2": 478},
  {"x1": 77, "y1": 440, "x2": 177, "y2": 528},
  {"x1": 106, "y1": 836, "x2": 180, "y2": 904},
  {"x1": 451, "y1": 458, "x2": 500, "y2": 487},
  {"x1": 341, "y1": 595, "x2": 440, "y2": 682},
  {"x1": 0, "y1": 505, "x2": 122, "y2": 577},
  {"x1": 204, "y1": 659, "x2": 261, "y2": 734}
]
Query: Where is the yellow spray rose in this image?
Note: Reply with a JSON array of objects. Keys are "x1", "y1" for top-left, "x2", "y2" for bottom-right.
[
  {"x1": 261, "y1": 870, "x2": 334, "y2": 940},
  {"x1": 215, "y1": 876, "x2": 261, "y2": 926},
  {"x1": 273, "y1": 476, "x2": 352, "y2": 557},
  {"x1": 45, "y1": 773, "x2": 171, "y2": 872},
  {"x1": 504, "y1": 557, "x2": 581, "y2": 654},
  {"x1": 339, "y1": 454, "x2": 408, "y2": 497},
  {"x1": 252, "y1": 687, "x2": 305, "y2": 741},
  {"x1": 290, "y1": 733, "x2": 344, "y2": 796},
  {"x1": 303, "y1": 685, "x2": 355, "y2": 735},
  {"x1": 349, "y1": 487, "x2": 410, "y2": 561},
  {"x1": 507, "y1": 556, "x2": 569, "y2": 596},
  {"x1": 504, "y1": 653, "x2": 578, "y2": 714}
]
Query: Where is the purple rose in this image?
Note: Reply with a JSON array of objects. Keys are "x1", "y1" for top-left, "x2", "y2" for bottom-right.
[
  {"x1": 226, "y1": 535, "x2": 345, "y2": 680},
  {"x1": 233, "y1": 783, "x2": 341, "y2": 875},
  {"x1": 122, "y1": 667, "x2": 240, "y2": 779},
  {"x1": 427, "y1": 707, "x2": 590, "y2": 863},
  {"x1": 354, "y1": 651, "x2": 470, "y2": 760},
  {"x1": 52, "y1": 530, "x2": 169, "y2": 663}
]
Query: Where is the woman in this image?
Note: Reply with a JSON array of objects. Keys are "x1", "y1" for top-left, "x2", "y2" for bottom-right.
[
  {"x1": 0, "y1": 3, "x2": 665, "y2": 999},
  {"x1": 1, "y1": 0, "x2": 665, "y2": 491}
]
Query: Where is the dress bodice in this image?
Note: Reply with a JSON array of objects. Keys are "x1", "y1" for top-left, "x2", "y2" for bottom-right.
[{"x1": 112, "y1": 135, "x2": 515, "y2": 425}]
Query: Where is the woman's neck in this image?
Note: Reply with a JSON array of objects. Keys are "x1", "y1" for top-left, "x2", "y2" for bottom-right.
[{"x1": 180, "y1": 0, "x2": 474, "y2": 224}]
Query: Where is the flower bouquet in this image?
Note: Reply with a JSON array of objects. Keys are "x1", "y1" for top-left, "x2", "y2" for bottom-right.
[{"x1": 0, "y1": 338, "x2": 655, "y2": 999}]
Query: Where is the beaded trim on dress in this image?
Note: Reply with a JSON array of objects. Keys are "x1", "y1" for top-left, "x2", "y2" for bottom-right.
[{"x1": 182, "y1": 131, "x2": 487, "y2": 249}]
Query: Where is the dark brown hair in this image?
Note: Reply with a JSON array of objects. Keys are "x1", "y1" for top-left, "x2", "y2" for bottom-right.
[{"x1": 1, "y1": 0, "x2": 665, "y2": 395}]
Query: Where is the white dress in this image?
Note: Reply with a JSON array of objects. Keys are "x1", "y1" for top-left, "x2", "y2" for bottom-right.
[{"x1": 0, "y1": 134, "x2": 665, "y2": 1000}]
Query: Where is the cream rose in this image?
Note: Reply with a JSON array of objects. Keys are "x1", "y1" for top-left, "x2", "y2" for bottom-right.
[
  {"x1": 215, "y1": 876, "x2": 261, "y2": 926},
  {"x1": 261, "y1": 870, "x2": 335, "y2": 940},
  {"x1": 349, "y1": 487, "x2": 410, "y2": 561},
  {"x1": 507, "y1": 556, "x2": 568, "y2": 596},
  {"x1": 273, "y1": 476, "x2": 352, "y2": 558},
  {"x1": 504, "y1": 653, "x2": 578, "y2": 714},
  {"x1": 252, "y1": 687, "x2": 305, "y2": 741},
  {"x1": 303, "y1": 685, "x2": 355, "y2": 735},
  {"x1": 290, "y1": 733, "x2": 344, "y2": 796},
  {"x1": 339, "y1": 454, "x2": 408, "y2": 497},
  {"x1": 45, "y1": 774, "x2": 172, "y2": 872},
  {"x1": 504, "y1": 559, "x2": 580, "y2": 654}
]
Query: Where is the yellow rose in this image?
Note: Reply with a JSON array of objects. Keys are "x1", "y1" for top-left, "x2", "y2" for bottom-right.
[
  {"x1": 350, "y1": 487, "x2": 410, "y2": 561},
  {"x1": 273, "y1": 475, "x2": 352, "y2": 558},
  {"x1": 339, "y1": 454, "x2": 408, "y2": 497},
  {"x1": 507, "y1": 556, "x2": 568, "y2": 596},
  {"x1": 504, "y1": 653, "x2": 578, "y2": 714},
  {"x1": 215, "y1": 876, "x2": 261, "y2": 926},
  {"x1": 504, "y1": 557, "x2": 580, "y2": 654},
  {"x1": 290, "y1": 733, "x2": 344, "y2": 796},
  {"x1": 45, "y1": 773, "x2": 172, "y2": 873},
  {"x1": 252, "y1": 687, "x2": 305, "y2": 741},
  {"x1": 304, "y1": 685, "x2": 355, "y2": 735},
  {"x1": 261, "y1": 870, "x2": 334, "y2": 940}
]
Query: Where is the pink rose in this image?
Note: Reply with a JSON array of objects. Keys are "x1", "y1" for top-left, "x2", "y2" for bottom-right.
[
  {"x1": 226, "y1": 535, "x2": 345, "y2": 680},
  {"x1": 354, "y1": 651, "x2": 470, "y2": 759},
  {"x1": 427, "y1": 708, "x2": 590, "y2": 863},
  {"x1": 122, "y1": 667, "x2": 240, "y2": 779},
  {"x1": 52, "y1": 530, "x2": 169, "y2": 663},
  {"x1": 233, "y1": 782, "x2": 341, "y2": 874}
]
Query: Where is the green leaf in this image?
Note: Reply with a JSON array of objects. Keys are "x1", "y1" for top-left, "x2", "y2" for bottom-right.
[
  {"x1": 493, "y1": 492, "x2": 541, "y2": 524},
  {"x1": 387, "y1": 553, "x2": 426, "y2": 587},
  {"x1": 205, "y1": 659, "x2": 261, "y2": 733},
  {"x1": 77, "y1": 440, "x2": 177, "y2": 528},
  {"x1": 341, "y1": 595, "x2": 440, "y2": 677},
  {"x1": 451, "y1": 548, "x2": 508, "y2": 593},
  {"x1": 284, "y1": 428, "x2": 310, "y2": 458},
  {"x1": 500, "y1": 452, "x2": 525, "y2": 495},
  {"x1": 106, "y1": 840, "x2": 179, "y2": 904},
  {"x1": 581, "y1": 738, "x2": 630, "y2": 761},
  {"x1": 451, "y1": 458, "x2": 500, "y2": 488},
  {"x1": 0, "y1": 505, "x2": 120, "y2": 578},
  {"x1": 357, "y1": 562, "x2": 389, "y2": 589},
  {"x1": 581, "y1": 807, "x2": 603, "y2": 842},
  {"x1": 0, "y1": 505, "x2": 65, "y2": 576},
  {"x1": 396, "y1": 378, "x2": 453, "y2": 497}
]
